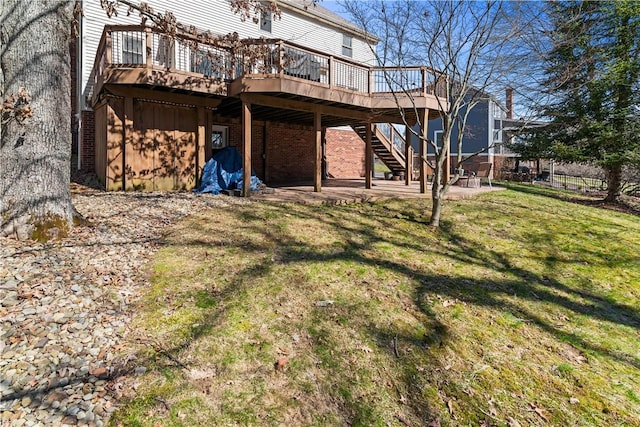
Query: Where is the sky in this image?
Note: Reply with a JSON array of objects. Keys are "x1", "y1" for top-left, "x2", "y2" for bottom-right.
[{"x1": 316, "y1": 1, "x2": 350, "y2": 18}]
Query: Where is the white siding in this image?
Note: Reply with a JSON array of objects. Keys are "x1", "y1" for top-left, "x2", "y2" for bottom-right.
[{"x1": 80, "y1": 0, "x2": 375, "y2": 109}]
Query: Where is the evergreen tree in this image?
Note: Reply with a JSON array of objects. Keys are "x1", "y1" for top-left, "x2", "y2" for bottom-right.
[{"x1": 521, "y1": 0, "x2": 640, "y2": 202}]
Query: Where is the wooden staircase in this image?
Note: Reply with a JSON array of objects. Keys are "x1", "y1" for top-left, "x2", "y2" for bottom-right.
[{"x1": 351, "y1": 123, "x2": 411, "y2": 175}]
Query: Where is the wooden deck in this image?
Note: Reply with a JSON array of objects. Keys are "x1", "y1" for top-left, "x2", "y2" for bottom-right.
[{"x1": 90, "y1": 25, "x2": 447, "y2": 125}]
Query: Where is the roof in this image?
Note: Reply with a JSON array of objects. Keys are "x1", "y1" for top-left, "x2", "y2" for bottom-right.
[{"x1": 277, "y1": 0, "x2": 380, "y2": 44}]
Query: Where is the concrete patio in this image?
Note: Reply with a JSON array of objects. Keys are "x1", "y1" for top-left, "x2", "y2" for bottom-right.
[{"x1": 252, "y1": 178, "x2": 503, "y2": 204}]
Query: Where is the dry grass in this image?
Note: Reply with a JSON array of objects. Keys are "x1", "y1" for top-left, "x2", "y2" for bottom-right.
[{"x1": 110, "y1": 186, "x2": 640, "y2": 426}]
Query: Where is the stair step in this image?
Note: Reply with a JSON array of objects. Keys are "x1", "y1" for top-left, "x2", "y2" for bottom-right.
[{"x1": 351, "y1": 123, "x2": 408, "y2": 174}]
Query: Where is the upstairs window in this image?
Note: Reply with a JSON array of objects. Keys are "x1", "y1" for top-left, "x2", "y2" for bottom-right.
[
  {"x1": 260, "y1": 11, "x2": 272, "y2": 33},
  {"x1": 342, "y1": 34, "x2": 353, "y2": 57},
  {"x1": 122, "y1": 34, "x2": 144, "y2": 64}
]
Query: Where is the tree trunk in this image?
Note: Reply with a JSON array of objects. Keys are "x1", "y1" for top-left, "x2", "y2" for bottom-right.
[
  {"x1": 604, "y1": 163, "x2": 623, "y2": 203},
  {"x1": 429, "y1": 183, "x2": 444, "y2": 227},
  {"x1": 0, "y1": 0, "x2": 74, "y2": 239},
  {"x1": 429, "y1": 128, "x2": 452, "y2": 227}
]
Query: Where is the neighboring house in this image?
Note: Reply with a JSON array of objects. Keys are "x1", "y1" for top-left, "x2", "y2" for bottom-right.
[
  {"x1": 409, "y1": 88, "x2": 515, "y2": 178},
  {"x1": 72, "y1": 0, "x2": 446, "y2": 193}
]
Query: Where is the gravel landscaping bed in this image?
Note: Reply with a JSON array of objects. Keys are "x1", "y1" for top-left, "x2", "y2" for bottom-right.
[{"x1": 0, "y1": 191, "x2": 250, "y2": 426}]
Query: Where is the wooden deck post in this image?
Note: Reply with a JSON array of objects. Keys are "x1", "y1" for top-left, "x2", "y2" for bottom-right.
[
  {"x1": 196, "y1": 107, "x2": 206, "y2": 186},
  {"x1": 365, "y1": 123, "x2": 372, "y2": 189},
  {"x1": 321, "y1": 127, "x2": 327, "y2": 179},
  {"x1": 105, "y1": 30, "x2": 112, "y2": 64},
  {"x1": 420, "y1": 108, "x2": 428, "y2": 194},
  {"x1": 314, "y1": 111, "x2": 322, "y2": 192},
  {"x1": 328, "y1": 56, "x2": 333, "y2": 87},
  {"x1": 278, "y1": 41, "x2": 284, "y2": 78},
  {"x1": 123, "y1": 96, "x2": 134, "y2": 191},
  {"x1": 369, "y1": 68, "x2": 374, "y2": 94},
  {"x1": 145, "y1": 27, "x2": 152, "y2": 73},
  {"x1": 405, "y1": 124, "x2": 411, "y2": 186},
  {"x1": 242, "y1": 100, "x2": 252, "y2": 197}
]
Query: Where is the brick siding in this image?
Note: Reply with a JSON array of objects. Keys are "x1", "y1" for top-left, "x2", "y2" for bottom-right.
[
  {"x1": 325, "y1": 128, "x2": 365, "y2": 178},
  {"x1": 226, "y1": 121, "x2": 315, "y2": 184},
  {"x1": 81, "y1": 110, "x2": 96, "y2": 173}
]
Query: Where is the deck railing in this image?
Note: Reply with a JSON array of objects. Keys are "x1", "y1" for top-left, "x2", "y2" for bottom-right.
[
  {"x1": 376, "y1": 123, "x2": 414, "y2": 163},
  {"x1": 91, "y1": 25, "x2": 447, "y2": 100}
]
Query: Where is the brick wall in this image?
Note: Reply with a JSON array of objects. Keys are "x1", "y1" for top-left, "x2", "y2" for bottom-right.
[
  {"x1": 266, "y1": 123, "x2": 315, "y2": 183},
  {"x1": 325, "y1": 128, "x2": 365, "y2": 178},
  {"x1": 81, "y1": 110, "x2": 96, "y2": 173},
  {"x1": 226, "y1": 121, "x2": 266, "y2": 181},
  {"x1": 223, "y1": 126, "x2": 373, "y2": 182},
  {"x1": 493, "y1": 156, "x2": 513, "y2": 180},
  {"x1": 227, "y1": 121, "x2": 315, "y2": 184}
]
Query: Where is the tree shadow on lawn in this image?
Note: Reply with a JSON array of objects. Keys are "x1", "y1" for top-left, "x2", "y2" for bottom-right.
[
  {"x1": 500, "y1": 181, "x2": 640, "y2": 216},
  {"x1": 140, "y1": 200, "x2": 640, "y2": 424}
]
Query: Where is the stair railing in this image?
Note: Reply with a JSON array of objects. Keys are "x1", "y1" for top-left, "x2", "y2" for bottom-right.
[{"x1": 374, "y1": 123, "x2": 414, "y2": 165}]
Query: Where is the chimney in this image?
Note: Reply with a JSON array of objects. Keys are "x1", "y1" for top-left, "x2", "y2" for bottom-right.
[{"x1": 506, "y1": 87, "x2": 514, "y2": 119}]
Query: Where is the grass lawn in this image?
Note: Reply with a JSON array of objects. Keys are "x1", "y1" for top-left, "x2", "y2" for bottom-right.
[{"x1": 111, "y1": 184, "x2": 640, "y2": 426}]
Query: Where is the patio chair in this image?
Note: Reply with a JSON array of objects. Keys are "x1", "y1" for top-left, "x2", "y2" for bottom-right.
[
  {"x1": 455, "y1": 168, "x2": 479, "y2": 188},
  {"x1": 476, "y1": 162, "x2": 493, "y2": 188}
]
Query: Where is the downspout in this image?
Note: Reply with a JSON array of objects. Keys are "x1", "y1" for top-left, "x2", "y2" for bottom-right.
[{"x1": 76, "y1": 0, "x2": 84, "y2": 170}]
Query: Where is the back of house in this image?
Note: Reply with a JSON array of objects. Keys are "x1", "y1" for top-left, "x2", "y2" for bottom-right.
[{"x1": 73, "y1": 0, "x2": 445, "y2": 192}]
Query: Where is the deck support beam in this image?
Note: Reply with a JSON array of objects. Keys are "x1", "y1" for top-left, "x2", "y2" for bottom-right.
[
  {"x1": 314, "y1": 111, "x2": 322, "y2": 192},
  {"x1": 420, "y1": 108, "x2": 429, "y2": 194},
  {"x1": 365, "y1": 123, "x2": 373, "y2": 189},
  {"x1": 242, "y1": 100, "x2": 252, "y2": 197}
]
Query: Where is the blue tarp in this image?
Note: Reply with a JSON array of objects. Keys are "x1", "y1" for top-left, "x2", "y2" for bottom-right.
[{"x1": 195, "y1": 147, "x2": 263, "y2": 194}]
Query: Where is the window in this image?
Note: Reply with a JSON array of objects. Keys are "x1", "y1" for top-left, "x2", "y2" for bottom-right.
[
  {"x1": 122, "y1": 34, "x2": 144, "y2": 64},
  {"x1": 211, "y1": 126, "x2": 229, "y2": 151},
  {"x1": 493, "y1": 120, "x2": 502, "y2": 142},
  {"x1": 342, "y1": 34, "x2": 353, "y2": 57},
  {"x1": 260, "y1": 11, "x2": 272, "y2": 33},
  {"x1": 434, "y1": 130, "x2": 443, "y2": 145}
]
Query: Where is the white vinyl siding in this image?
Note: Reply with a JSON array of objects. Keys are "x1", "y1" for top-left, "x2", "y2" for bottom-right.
[{"x1": 80, "y1": 0, "x2": 375, "y2": 109}]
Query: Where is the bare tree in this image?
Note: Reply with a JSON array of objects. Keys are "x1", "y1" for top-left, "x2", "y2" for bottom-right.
[
  {"x1": 0, "y1": 0, "x2": 295, "y2": 239},
  {"x1": 342, "y1": 0, "x2": 528, "y2": 227}
]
